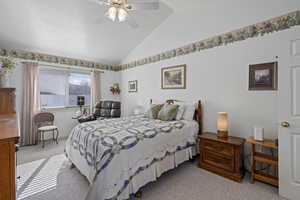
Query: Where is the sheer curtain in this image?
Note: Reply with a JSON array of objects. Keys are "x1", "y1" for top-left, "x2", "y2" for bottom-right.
[
  {"x1": 20, "y1": 62, "x2": 40, "y2": 146},
  {"x1": 91, "y1": 71, "x2": 101, "y2": 112}
]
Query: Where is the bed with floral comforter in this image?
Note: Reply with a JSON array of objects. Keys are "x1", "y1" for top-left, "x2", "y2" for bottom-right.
[{"x1": 65, "y1": 115, "x2": 198, "y2": 200}]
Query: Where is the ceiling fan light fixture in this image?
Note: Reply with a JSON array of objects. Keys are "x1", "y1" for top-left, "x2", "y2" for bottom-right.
[
  {"x1": 118, "y1": 8, "x2": 128, "y2": 22},
  {"x1": 106, "y1": 6, "x2": 117, "y2": 21}
]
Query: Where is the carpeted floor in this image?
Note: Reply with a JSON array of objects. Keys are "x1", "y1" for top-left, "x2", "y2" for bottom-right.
[
  {"x1": 17, "y1": 138, "x2": 67, "y2": 165},
  {"x1": 17, "y1": 141, "x2": 285, "y2": 200}
]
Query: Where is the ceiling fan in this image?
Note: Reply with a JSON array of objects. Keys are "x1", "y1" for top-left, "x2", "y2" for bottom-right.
[{"x1": 89, "y1": 0, "x2": 159, "y2": 28}]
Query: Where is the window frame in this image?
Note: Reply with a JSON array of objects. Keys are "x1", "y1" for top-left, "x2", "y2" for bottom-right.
[{"x1": 39, "y1": 66, "x2": 91, "y2": 109}]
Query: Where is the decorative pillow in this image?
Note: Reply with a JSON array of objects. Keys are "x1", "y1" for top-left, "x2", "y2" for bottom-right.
[
  {"x1": 144, "y1": 104, "x2": 164, "y2": 119},
  {"x1": 158, "y1": 104, "x2": 179, "y2": 121},
  {"x1": 176, "y1": 104, "x2": 186, "y2": 120},
  {"x1": 182, "y1": 103, "x2": 196, "y2": 121}
]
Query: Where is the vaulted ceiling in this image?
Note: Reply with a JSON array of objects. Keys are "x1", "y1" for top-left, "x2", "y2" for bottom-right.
[{"x1": 0, "y1": 0, "x2": 172, "y2": 64}]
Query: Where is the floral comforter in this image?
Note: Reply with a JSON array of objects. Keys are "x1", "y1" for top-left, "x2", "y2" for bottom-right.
[{"x1": 65, "y1": 115, "x2": 198, "y2": 200}]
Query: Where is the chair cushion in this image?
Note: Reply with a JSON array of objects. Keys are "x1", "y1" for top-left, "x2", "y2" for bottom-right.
[
  {"x1": 38, "y1": 125, "x2": 58, "y2": 131},
  {"x1": 101, "y1": 101, "x2": 113, "y2": 109},
  {"x1": 92, "y1": 101, "x2": 121, "y2": 119},
  {"x1": 95, "y1": 102, "x2": 102, "y2": 109},
  {"x1": 111, "y1": 109, "x2": 121, "y2": 117},
  {"x1": 100, "y1": 109, "x2": 111, "y2": 118},
  {"x1": 112, "y1": 102, "x2": 121, "y2": 109},
  {"x1": 94, "y1": 109, "x2": 101, "y2": 117}
]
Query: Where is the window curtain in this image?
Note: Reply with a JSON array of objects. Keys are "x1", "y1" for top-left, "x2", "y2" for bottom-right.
[
  {"x1": 20, "y1": 62, "x2": 40, "y2": 146},
  {"x1": 91, "y1": 71, "x2": 101, "y2": 112}
]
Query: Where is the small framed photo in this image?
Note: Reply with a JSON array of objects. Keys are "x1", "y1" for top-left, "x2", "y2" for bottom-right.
[
  {"x1": 249, "y1": 62, "x2": 278, "y2": 90},
  {"x1": 161, "y1": 64, "x2": 186, "y2": 89},
  {"x1": 128, "y1": 80, "x2": 138, "y2": 92}
]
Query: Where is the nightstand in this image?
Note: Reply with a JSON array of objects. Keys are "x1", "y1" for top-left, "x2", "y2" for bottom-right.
[
  {"x1": 199, "y1": 132, "x2": 245, "y2": 182},
  {"x1": 247, "y1": 137, "x2": 278, "y2": 186}
]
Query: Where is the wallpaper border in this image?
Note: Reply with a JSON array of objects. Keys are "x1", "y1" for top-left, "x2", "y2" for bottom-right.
[
  {"x1": 0, "y1": 48, "x2": 118, "y2": 71},
  {"x1": 0, "y1": 10, "x2": 299, "y2": 72},
  {"x1": 119, "y1": 10, "x2": 300, "y2": 71}
]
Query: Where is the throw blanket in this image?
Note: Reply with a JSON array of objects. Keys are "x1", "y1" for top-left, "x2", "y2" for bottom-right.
[{"x1": 65, "y1": 116, "x2": 198, "y2": 200}]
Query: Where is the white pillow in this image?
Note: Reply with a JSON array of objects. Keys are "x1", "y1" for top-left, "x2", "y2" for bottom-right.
[
  {"x1": 176, "y1": 105, "x2": 186, "y2": 120},
  {"x1": 182, "y1": 103, "x2": 197, "y2": 121}
]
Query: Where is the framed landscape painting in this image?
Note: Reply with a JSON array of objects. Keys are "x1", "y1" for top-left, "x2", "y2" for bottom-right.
[
  {"x1": 128, "y1": 80, "x2": 137, "y2": 92},
  {"x1": 249, "y1": 62, "x2": 278, "y2": 90},
  {"x1": 161, "y1": 65, "x2": 186, "y2": 89}
]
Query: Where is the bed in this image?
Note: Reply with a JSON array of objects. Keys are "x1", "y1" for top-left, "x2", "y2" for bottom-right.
[{"x1": 65, "y1": 99, "x2": 202, "y2": 200}]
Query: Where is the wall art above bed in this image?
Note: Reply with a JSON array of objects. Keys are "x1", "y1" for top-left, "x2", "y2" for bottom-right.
[{"x1": 161, "y1": 64, "x2": 186, "y2": 89}]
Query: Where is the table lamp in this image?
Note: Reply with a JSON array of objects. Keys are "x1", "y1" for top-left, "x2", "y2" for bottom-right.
[{"x1": 217, "y1": 112, "x2": 228, "y2": 138}]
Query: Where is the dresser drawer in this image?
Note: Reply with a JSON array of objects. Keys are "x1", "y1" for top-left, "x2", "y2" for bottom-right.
[
  {"x1": 199, "y1": 133, "x2": 245, "y2": 182},
  {"x1": 202, "y1": 139, "x2": 234, "y2": 157},
  {"x1": 202, "y1": 150, "x2": 234, "y2": 172}
]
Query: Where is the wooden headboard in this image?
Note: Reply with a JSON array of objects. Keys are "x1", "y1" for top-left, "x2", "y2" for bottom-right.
[{"x1": 150, "y1": 99, "x2": 203, "y2": 135}]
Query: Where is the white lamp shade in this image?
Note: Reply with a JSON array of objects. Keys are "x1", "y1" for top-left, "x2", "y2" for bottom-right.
[{"x1": 217, "y1": 112, "x2": 228, "y2": 132}]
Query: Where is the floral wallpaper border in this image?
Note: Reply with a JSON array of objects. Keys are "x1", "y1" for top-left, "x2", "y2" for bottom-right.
[
  {"x1": 0, "y1": 48, "x2": 117, "y2": 71},
  {"x1": 0, "y1": 10, "x2": 299, "y2": 72},
  {"x1": 119, "y1": 10, "x2": 300, "y2": 71}
]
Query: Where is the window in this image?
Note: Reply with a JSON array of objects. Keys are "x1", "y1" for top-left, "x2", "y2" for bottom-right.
[
  {"x1": 68, "y1": 72, "x2": 91, "y2": 106},
  {"x1": 39, "y1": 68, "x2": 91, "y2": 108}
]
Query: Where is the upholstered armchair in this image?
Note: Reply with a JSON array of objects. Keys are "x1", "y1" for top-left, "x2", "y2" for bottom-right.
[{"x1": 78, "y1": 101, "x2": 121, "y2": 123}]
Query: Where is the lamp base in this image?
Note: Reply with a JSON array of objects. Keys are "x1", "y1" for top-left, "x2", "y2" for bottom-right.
[{"x1": 217, "y1": 131, "x2": 228, "y2": 139}]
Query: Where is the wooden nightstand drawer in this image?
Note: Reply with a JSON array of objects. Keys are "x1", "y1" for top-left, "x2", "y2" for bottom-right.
[
  {"x1": 199, "y1": 132, "x2": 245, "y2": 182},
  {"x1": 202, "y1": 150, "x2": 234, "y2": 172},
  {"x1": 202, "y1": 140, "x2": 234, "y2": 157}
]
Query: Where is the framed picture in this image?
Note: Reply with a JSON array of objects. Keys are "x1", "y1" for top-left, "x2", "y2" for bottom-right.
[
  {"x1": 128, "y1": 80, "x2": 138, "y2": 92},
  {"x1": 161, "y1": 64, "x2": 186, "y2": 89},
  {"x1": 249, "y1": 62, "x2": 278, "y2": 90}
]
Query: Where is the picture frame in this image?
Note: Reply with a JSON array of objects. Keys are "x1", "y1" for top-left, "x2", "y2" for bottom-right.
[
  {"x1": 161, "y1": 64, "x2": 186, "y2": 89},
  {"x1": 249, "y1": 62, "x2": 278, "y2": 91},
  {"x1": 128, "y1": 80, "x2": 138, "y2": 92}
]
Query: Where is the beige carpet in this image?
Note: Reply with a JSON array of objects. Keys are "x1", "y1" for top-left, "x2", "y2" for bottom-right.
[
  {"x1": 17, "y1": 142, "x2": 285, "y2": 200},
  {"x1": 17, "y1": 138, "x2": 67, "y2": 165}
]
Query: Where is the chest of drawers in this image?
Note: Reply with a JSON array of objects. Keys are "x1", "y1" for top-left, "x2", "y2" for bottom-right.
[
  {"x1": 199, "y1": 132, "x2": 245, "y2": 182},
  {"x1": 0, "y1": 88, "x2": 16, "y2": 115},
  {"x1": 0, "y1": 88, "x2": 19, "y2": 200},
  {"x1": 0, "y1": 114, "x2": 19, "y2": 200}
]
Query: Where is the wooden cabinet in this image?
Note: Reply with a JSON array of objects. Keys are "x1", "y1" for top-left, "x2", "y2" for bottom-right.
[
  {"x1": 0, "y1": 115, "x2": 19, "y2": 200},
  {"x1": 199, "y1": 132, "x2": 245, "y2": 182},
  {"x1": 0, "y1": 88, "x2": 19, "y2": 200},
  {"x1": 0, "y1": 88, "x2": 16, "y2": 115}
]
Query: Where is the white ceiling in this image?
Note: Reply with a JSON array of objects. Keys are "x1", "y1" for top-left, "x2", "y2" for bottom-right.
[{"x1": 0, "y1": 0, "x2": 172, "y2": 64}]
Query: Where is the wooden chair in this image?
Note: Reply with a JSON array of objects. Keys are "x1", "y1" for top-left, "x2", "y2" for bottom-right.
[{"x1": 34, "y1": 112, "x2": 59, "y2": 148}]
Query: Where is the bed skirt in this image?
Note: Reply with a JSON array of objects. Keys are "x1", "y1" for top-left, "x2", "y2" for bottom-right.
[{"x1": 85, "y1": 145, "x2": 197, "y2": 200}]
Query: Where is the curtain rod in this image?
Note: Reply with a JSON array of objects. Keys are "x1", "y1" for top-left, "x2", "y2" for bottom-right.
[{"x1": 39, "y1": 63, "x2": 104, "y2": 73}]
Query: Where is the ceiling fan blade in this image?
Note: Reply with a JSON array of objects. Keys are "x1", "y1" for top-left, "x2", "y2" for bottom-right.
[
  {"x1": 126, "y1": 14, "x2": 139, "y2": 29},
  {"x1": 127, "y1": 0, "x2": 159, "y2": 10}
]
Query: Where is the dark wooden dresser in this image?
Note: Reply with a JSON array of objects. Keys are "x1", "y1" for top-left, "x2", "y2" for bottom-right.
[
  {"x1": 0, "y1": 88, "x2": 19, "y2": 200},
  {"x1": 0, "y1": 88, "x2": 16, "y2": 115},
  {"x1": 199, "y1": 132, "x2": 245, "y2": 182}
]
